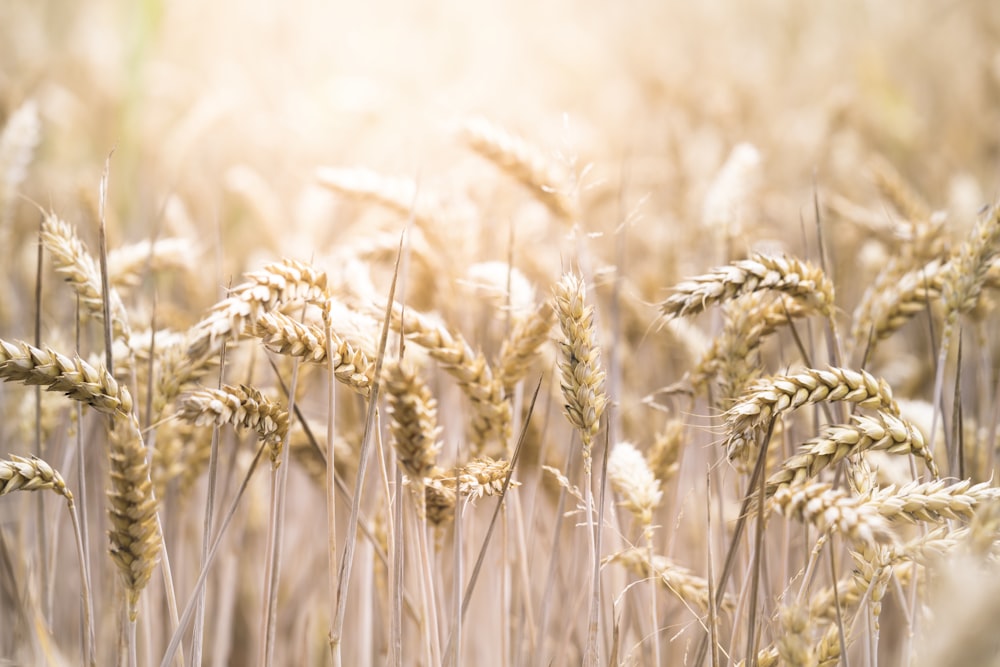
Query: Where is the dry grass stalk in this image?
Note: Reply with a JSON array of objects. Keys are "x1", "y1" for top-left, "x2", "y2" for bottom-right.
[
  {"x1": 0, "y1": 99, "x2": 40, "y2": 227},
  {"x1": 387, "y1": 302, "x2": 510, "y2": 449},
  {"x1": 40, "y1": 212, "x2": 132, "y2": 345},
  {"x1": 107, "y1": 417, "x2": 161, "y2": 621},
  {"x1": 766, "y1": 410, "x2": 937, "y2": 495},
  {"x1": 871, "y1": 478, "x2": 1000, "y2": 524},
  {"x1": 385, "y1": 359, "x2": 441, "y2": 483},
  {"x1": 660, "y1": 253, "x2": 834, "y2": 320},
  {"x1": 460, "y1": 116, "x2": 578, "y2": 221},
  {"x1": 186, "y1": 257, "x2": 329, "y2": 362},
  {"x1": 252, "y1": 309, "x2": 374, "y2": 396},
  {"x1": 607, "y1": 441, "x2": 662, "y2": 527},
  {"x1": 553, "y1": 272, "x2": 607, "y2": 473},
  {"x1": 0, "y1": 337, "x2": 133, "y2": 417},
  {"x1": 726, "y1": 366, "x2": 898, "y2": 461},
  {"x1": 0, "y1": 454, "x2": 72, "y2": 504},
  {"x1": 178, "y1": 383, "x2": 289, "y2": 465},
  {"x1": 768, "y1": 482, "x2": 895, "y2": 547},
  {"x1": 497, "y1": 299, "x2": 555, "y2": 392},
  {"x1": 604, "y1": 548, "x2": 733, "y2": 613}
]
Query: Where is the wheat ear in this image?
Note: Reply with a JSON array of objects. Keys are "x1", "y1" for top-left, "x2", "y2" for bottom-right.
[
  {"x1": 41, "y1": 212, "x2": 132, "y2": 345},
  {"x1": 186, "y1": 257, "x2": 328, "y2": 362},
  {"x1": 553, "y1": 273, "x2": 607, "y2": 473},
  {"x1": 769, "y1": 482, "x2": 895, "y2": 547},
  {"x1": 726, "y1": 366, "x2": 898, "y2": 462},
  {"x1": 0, "y1": 99, "x2": 40, "y2": 227},
  {"x1": 0, "y1": 454, "x2": 73, "y2": 504},
  {"x1": 385, "y1": 360, "x2": 441, "y2": 483},
  {"x1": 604, "y1": 548, "x2": 734, "y2": 613},
  {"x1": 386, "y1": 303, "x2": 510, "y2": 449},
  {"x1": 178, "y1": 384, "x2": 289, "y2": 465},
  {"x1": 871, "y1": 479, "x2": 1000, "y2": 524},
  {"x1": 497, "y1": 299, "x2": 555, "y2": 392},
  {"x1": 766, "y1": 411, "x2": 937, "y2": 494},
  {"x1": 459, "y1": 116, "x2": 578, "y2": 222},
  {"x1": 660, "y1": 253, "x2": 834, "y2": 319}
]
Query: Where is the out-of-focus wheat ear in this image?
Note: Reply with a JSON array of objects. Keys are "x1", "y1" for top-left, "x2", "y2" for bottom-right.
[
  {"x1": 850, "y1": 257, "x2": 945, "y2": 349},
  {"x1": 0, "y1": 338, "x2": 133, "y2": 417},
  {"x1": 725, "y1": 366, "x2": 898, "y2": 463},
  {"x1": 701, "y1": 142, "x2": 762, "y2": 253},
  {"x1": 251, "y1": 310, "x2": 374, "y2": 396},
  {"x1": 867, "y1": 154, "x2": 932, "y2": 225},
  {"x1": 850, "y1": 545, "x2": 893, "y2": 636},
  {"x1": 107, "y1": 237, "x2": 195, "y2": 290},
  {"x1": 40, "y1": 212, "x2": 132, "y2": 346},
  {"x1": 692, "y1": 293, "x2": 812, "y2": 399},
  {"x1": 660, "y1": 253, "x2": 835, "y2": 320},
  {"x1": 106, "y1": 418, "x2": 161, "y2": 621},
  {"x1": 768, "y1": 482, "x2": 895, "y2": 547},
  {"x1": 497, "y1": 299, "x2": 555, "y2": 393},
  {"x1": 773, "y1": 603, "x2": 815, "y2": 667},
  {"x1": 553, "y1": 273, "x2": 607, "y2": 473},
  {"x1": 422, "y1": 474, "x2": 457, "y2": 526},
  {"x1": 604, "y1": 548, "x2": 734, "y2": 613},
  {"x1": 177, "y1": 383, "x2": 289, "y2": 466},
  {"x1": 940, "y1": 205, "x2": 1000, "y2": 320},
  {"x1": 607, "y1": 441, "x2": 662, "y2": 527},
  {"x1": 385, "y1": 359, "x2": 441, "y2": 483},
  {"x1": 647, "y1": 419, "x2": 684, "y2": 484},
  {"x1": 0, "y1": 454, "x2": 73, "y2": 504},
  {"x1": 185, "y1": 257, "x2": 329, "y2": 363},
  {"x1": 386, "y1": 303, "x2": 510, "y2": 450},
  {"x1": 766, "y1": 411, "x2": 936, "y2": 495},
  {"x1": 459, "y1": 116, "x2": 579, "y2": 222},
  {"x1": 0, "y1": 99, "x2": 40, "y2": 228},
  {"x1": 456, "y1": 457, "x2": 518, "y2": 499}
]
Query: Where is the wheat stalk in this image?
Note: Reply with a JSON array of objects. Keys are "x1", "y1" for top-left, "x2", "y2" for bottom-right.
[{"x1": 660, "y1": 253, "x2": 834, "y2": 319}]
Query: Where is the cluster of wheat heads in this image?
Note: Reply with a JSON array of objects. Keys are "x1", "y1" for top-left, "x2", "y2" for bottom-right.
[{"x1": 4, "y1": 84, "x2": 1000, "y2": 667}]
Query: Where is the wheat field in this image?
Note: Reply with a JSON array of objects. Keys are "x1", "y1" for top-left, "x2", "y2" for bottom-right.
[{"x1": 2, "y1": 1, "x2": 1000, "y2": 665}]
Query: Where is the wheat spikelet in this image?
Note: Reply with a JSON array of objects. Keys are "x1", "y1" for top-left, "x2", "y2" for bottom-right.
[
  {"x1": 41, "y1": 212, "x2": 132, "y2": 345},
  {"x1": 459, "y1": 116, "x2": 578, "y2": 221},
  {"x1": 0, "y1": 338, "x2": 133, "y2": 416},
  {"x1": 252, "y1": 310, "x2": 374, "y2": 396},
  {"x1": 385, "y1": 360, "x2": 441, "y2": 483},
  {"x1": 0, "y1": 99, "x2": 40, "y2": 227},
  {"x1": 186, "y1": 257, "x2": 328, "y2": 362},
  {"x1": 107, "y1": 418, "x2": 161, "y2": 621},
  {"x1": 769, "y1": 482, "x2": 895, "y2": 547},
  {"x1": 178, "y1": 384, "x2": 289, "y2": 465},
  {"x1": 608, "y1": 441, "x2": 662, "y2": 526},
  {"x1": 604, "y1": 548, "x2": 734, "y2": 613},
  {"x1": 871, "y1": 478, "x2": 1000, "y2": 524},
  {"x1": 660, "y1": 253, "x2": 834, "y2": 319},
  {"x1": 0, "y1": 454, "x2": 72, "y2": 504},
  {"x1": 726, "y1": 366, "x2": 897, "y2": 462},
  {"x1": 497, "y1": 299, "x2": 555, "y2": 392},
  {"x1": 387, "y1": 303, "x2": 510, "y2": 450},
  {"x1": 553, "y1": 273, "x2": 607, "y2": 473},
  {"x1": 766, "y1": 411, "x2": 936, "y2": 494}
]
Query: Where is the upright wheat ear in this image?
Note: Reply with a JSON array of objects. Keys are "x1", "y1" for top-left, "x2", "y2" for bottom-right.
[
  {"x1": 553, "y1": 273, "x2": 606, "y2": 474},
  {"x1": 385, "y1": 360, "x2": 441, "y2": 483}
]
